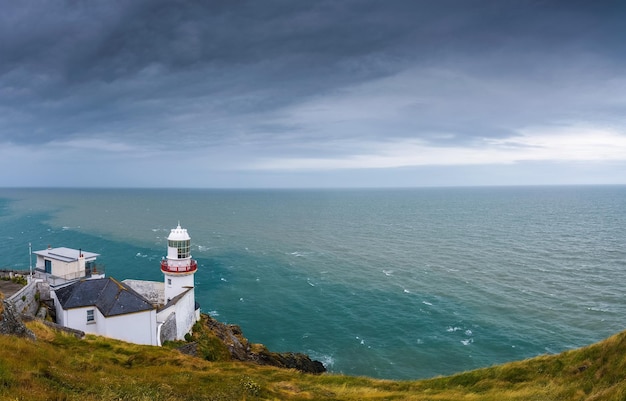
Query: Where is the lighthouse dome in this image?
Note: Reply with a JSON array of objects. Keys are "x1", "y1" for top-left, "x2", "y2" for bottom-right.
[{"x1": 168, "y1": 224, "x2": 190, "y2": 241}]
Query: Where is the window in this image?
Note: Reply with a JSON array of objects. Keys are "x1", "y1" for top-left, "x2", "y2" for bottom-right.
[
  {"x1": 86, "y1": 309, "x2": 95, "y2": 323},
  {"x1": 167, "y1": 278, "x2": 172, "y2": 285},
  {"x1": 168, "y1": 239, "x2": 190, "y2": 258}
]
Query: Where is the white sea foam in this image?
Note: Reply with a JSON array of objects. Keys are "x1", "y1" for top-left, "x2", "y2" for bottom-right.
[
  {"x1": 207, "y1": 310, "x2": 219, "y2": 317},
  {"x1": 465, "y1": 329, "x2": 473, "y2": 336},
  {"x1": 447, "y1": 326, "x2": 462, "y2": 332},
  {"x1": 403, "y1": 289, "x2": 410, "y2": 293},
  {"x1": 382, "y1": 269, "x2": 394, "y2": 276},
  {"x1": 422, "y1": 301, "x2": 433, "y2": 306},
  {"x1": 310, "y1": 353, "x2": 334, "y2": 369},
  {"x1": 587, "y1": 306, "x2": 611, "y2": 313},
  {"x1": 461, "y1": 339, "x2": 473, "y2": 346}
]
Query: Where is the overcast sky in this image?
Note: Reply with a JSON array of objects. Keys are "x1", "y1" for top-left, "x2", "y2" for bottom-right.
[{"x1": 1, "y1": 1, "x2": 626, "y2": 188}]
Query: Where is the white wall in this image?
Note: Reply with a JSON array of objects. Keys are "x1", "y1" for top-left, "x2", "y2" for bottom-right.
[
  {"x1": 53, "y1": 295, "x2": 158, "y2": 346},
  {"x1": 164, "y1": 273, "x2": 194, "y2": 304},
  {"x1": 102, "y1": 310, "x2": 158, "y2": 346},
  {"x1": 157, "y1": 288, "x2": 197, "y2": 341},
  {"x1": 174, "y1": 288, "x2": 197, "y2": 340}
]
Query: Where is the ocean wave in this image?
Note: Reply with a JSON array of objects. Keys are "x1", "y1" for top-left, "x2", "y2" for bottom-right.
[
  {"x1": 289, "y1": 251, "x2": 309, "y2": 257},
  {"x1": 587, "y1": 306, "x2": 612, "y2": 313}
]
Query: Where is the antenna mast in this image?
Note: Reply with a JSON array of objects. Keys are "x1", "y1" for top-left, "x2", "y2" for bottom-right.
[{"x1": 29, "y1": 242, "x2": 33, "y2": 281}]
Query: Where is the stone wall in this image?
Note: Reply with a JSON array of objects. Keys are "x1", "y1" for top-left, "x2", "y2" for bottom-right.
[
  {"x1": 8, "y1": 280, "x2": 41, "y2": 316},
  {"x1": 160, "y1": 311, "x2": 177, "y2": 344},
  {"x1": 123, "y1": 279, "x2": 164, "y2": 306}
]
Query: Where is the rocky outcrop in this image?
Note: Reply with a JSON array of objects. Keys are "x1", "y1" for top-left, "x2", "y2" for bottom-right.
[
  {"x1": 176, "y1": 341, "x2": 198, "y2": 357},
  {"x1": 202, "y1": 314, "x2": 326, "y2": 374},
  {"x1": 255, "y1": 348, "x2": 326, "y2": 374},
  {"x1": 0, "y1": 300, "x2": 36, "y2": 340}
]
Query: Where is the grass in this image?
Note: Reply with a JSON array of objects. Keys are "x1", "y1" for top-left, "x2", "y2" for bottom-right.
[{"x1": 0, "y1": 320, "x2": 625, "y2": 400}]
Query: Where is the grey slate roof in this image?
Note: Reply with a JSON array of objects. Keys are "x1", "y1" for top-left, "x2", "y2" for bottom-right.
[
  {"x1": 55, "y1": 278, "x2": 155, "y2": 317},
  {"x1": 157, "y1": 287, "x2": 193, "y2": 312}
]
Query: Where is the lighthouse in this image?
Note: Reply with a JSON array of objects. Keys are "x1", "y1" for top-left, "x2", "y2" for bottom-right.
[{"x1": 161, "y1": 223, "x2": 198, "y2": 303}]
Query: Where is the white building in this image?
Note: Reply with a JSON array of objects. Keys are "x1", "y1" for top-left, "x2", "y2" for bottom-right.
[
  {"x1": 33, "y1": 247, "x2": 103, "y2": 285},
  {"x1": 50, "y1": 224, "x2": 201, "y2": 346},
  {"x1": 53, "y1": 277, "x2": 158, "y2": 345}
]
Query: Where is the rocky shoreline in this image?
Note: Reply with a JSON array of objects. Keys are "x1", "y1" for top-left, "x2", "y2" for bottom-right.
[{"x1": 185, "y1": 313, "x2": 326, "y2": 374}]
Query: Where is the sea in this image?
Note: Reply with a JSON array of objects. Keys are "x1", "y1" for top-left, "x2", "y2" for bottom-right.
[{"x1": 0, "y1": 186, "x2": 625, "y2": 380}]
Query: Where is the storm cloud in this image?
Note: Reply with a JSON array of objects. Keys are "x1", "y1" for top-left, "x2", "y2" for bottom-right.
[{"x1": 1, "y1": 1, "x2": 625, "y2": 187}]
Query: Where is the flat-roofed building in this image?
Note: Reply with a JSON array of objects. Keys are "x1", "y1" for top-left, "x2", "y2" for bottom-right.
[{"x1": 33, "y1": 246, "x2": 103, "y2": 285}]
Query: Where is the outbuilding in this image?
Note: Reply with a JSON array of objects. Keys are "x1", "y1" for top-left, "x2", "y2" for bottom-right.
[{"x1": 53, "y1": 277, "x2": 158, "y2": 346}]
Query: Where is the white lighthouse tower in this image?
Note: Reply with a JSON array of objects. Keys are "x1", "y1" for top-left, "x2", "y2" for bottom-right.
[{"x1": 161, "y1": 223, "x2": 198, "y2": 303}]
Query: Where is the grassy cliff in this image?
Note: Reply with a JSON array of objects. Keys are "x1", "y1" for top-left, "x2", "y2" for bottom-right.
[{"x1": 1, "y1": 319, "x2": 625, "y2": 400}]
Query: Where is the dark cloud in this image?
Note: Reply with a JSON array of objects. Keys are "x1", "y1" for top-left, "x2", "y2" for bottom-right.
[{"x1": 1, "y1": 0, "x2": 625, "y2": 153}]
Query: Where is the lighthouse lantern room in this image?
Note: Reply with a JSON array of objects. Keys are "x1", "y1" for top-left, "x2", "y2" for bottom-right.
[{"x1": 161, "y1": 223, "x2": 198, "y2": 303}]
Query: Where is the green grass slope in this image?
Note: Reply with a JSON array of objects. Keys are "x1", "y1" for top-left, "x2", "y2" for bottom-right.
[{"x1": 1, "y1": 320, "x2": 625, "y2": 400}]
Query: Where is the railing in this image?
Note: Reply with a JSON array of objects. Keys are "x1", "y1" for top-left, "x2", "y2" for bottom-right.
[
  {"x1": 33, "y1": 267, "x2": 105, "y2": 287},
  {"x1": 160, "y1": 259, "x2": 197, "y2": 273}
]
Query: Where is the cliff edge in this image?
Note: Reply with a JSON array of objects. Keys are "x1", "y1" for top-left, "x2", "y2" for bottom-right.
[{"x1": 188, "y1": 313, "x2": 326, "y2": 374}]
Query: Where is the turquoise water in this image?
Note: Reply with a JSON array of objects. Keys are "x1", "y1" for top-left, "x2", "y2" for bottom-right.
[{"x1": 0, "y1": 186, "x2": 625, "y2": 380}]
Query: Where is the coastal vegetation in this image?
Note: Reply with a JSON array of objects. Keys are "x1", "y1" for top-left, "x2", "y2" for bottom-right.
[{"x1": 0, "y1": 317, "x2": 625, "y2": 400}]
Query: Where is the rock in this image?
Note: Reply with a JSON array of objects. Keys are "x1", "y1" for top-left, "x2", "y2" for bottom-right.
[
  {"x1": 0, "y1": 300, "x2": 36, "y2": 340},
  {"x1": 202, "y1": 314, "x2": 326, "y2": 374},
  {"x1": 204, "y1": 315, "x2": 251, "y2": 361},
  {"x1": 256, "y1": 349, "x2": 326, "y2": 374},
  {"x1": 177, "y1": 342, "x2": 198, "y2": 357}
]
